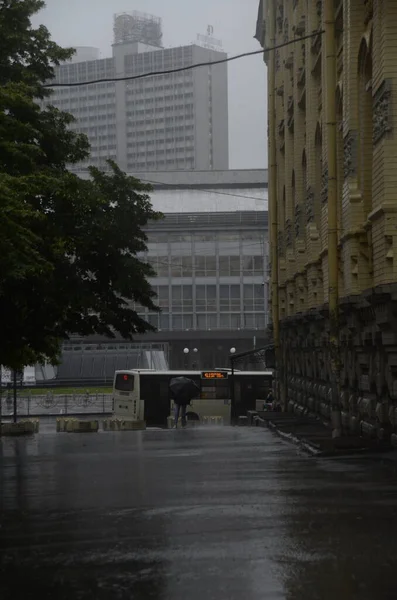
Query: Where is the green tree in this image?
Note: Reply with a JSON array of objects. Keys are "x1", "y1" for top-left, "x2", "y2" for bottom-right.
[{"x1": 0, "y1": 0, "x2": 161, "y2": 370}]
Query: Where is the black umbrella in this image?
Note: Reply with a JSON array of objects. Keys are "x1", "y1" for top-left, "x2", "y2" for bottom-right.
[{"x1": 169, "y1": 377, "x2": 200, "y2": 403}]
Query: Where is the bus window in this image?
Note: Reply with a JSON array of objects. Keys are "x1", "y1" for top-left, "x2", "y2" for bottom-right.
[
  {"x1": 201, "y1": 380, "x2": 229, "y2": 400},
  {"x1": 115, "y1": 373, "x2": 135, "y2": 392}
]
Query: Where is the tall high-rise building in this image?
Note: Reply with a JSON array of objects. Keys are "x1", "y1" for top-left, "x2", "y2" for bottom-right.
[{"x1": 45, "y1": 12, "x2": 229, "y2": 172}]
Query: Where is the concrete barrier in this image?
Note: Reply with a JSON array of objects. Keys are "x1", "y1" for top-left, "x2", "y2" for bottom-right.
[
  {"x1": 103, "y1": 418, "x2": 146, "y2": 431},
  {"x1": 56, "y1": 418, "x2": 98, "y2": 433},
  {"x1": 1, "y1": 419, "x2": 40, "y2": 436}
]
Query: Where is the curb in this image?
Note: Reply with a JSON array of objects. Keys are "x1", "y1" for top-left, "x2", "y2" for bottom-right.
[
  {"x1": 250, "y1": 413, "x2": 392, "y2": 458},
  {"x1": 256, "y1": 416, "x2": 321, "y2": 456}
]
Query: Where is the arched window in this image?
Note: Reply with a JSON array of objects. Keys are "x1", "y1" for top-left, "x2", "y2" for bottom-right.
[
  {"x1": 314, "y1": 123, "x2": 322, "y2": 227},
  {"x1": 336, "y1": 85, "x2": 343, "y2": 240},
  {"x1": 278, "y1": 186, "x2": 286, "y2": 257},
  {"x1": 298, "y1": 150, "x2": 307, "y2": 240},
  {"x1": 302, "y1": 149, "x2": 307, "y2": 196},
  {"x1": 291, "y1": 170, "x2": 296, "y2": 244},
  {"x1": 357, "y1": 34, "x2": 373, "y2": 217}
]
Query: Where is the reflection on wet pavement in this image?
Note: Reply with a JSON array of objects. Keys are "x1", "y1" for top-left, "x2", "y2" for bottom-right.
[{"x1": 1, "y1": 427, "x2": 397, "y2": 599}]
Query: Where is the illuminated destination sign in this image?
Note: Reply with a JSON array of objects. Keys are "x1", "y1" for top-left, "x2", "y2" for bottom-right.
[{"x1": 201, "y1": 371, "x2": 229, "y2": 380}]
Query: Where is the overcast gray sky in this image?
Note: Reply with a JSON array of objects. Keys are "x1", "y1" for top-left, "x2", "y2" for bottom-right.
[{"x1": 33, "y1": 0, "x2": 268, "y2": 169}]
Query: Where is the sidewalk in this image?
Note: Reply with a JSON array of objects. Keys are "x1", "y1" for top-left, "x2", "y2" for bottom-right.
[{"x1": 245, "y1": 410, "x2": 392, "y2": 456}]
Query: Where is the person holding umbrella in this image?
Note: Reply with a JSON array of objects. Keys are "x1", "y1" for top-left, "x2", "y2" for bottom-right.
[{"x1": 169, "y1": 376, "x2": 200, "y2": 428}]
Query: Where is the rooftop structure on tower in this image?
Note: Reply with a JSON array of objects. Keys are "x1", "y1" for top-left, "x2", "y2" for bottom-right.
[{"x1": 113, "y1": 11, "x2": 163, "y2": 47}]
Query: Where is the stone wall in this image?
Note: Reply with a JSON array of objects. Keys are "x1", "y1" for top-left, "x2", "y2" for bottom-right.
[
  {"x1": 259, "y1": 0, "x2": 397, "y2": 439},
  {"x1": 280, "y1": 284, "x2": 397, "y2": 440}
]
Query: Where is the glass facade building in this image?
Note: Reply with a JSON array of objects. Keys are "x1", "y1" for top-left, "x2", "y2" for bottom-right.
[
  {"x1": 137, "y1": 211, "x2": 269, "y2": 332},
  {"x1": 73, "y1": 168, "x2": 269, "y2": 368}
]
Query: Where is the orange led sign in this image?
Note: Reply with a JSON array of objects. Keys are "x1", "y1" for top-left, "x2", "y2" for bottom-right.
[{"x1": 201, "y1": 371, "x2": 229, "y2": 380}]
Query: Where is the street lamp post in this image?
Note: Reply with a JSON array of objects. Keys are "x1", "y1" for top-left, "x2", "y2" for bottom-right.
[
  {"x1": 183, "y1": 347, "x2": 189, "y2": 369},
  {"x1": 229, "y1": 348, "x2": 236, "y2": 424},
  {"x1": 192, "y1": 348, "x2": 199, "y2": 369}
]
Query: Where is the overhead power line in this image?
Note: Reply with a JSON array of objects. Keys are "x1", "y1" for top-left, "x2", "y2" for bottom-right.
[
  {"x1": 45, "y1": 30, "x2": 325, "y2": 89},
  {"x1": 139, "y1": 177, "x2": 267, "y2": 202},
  {"x1": 74, "y1": 172, "x2": 268, "y2": 202}
]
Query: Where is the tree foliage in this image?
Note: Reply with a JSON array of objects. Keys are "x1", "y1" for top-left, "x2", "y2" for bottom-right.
[{"x1": 0, "y1": 0, "x2": 162, "y2": 370}]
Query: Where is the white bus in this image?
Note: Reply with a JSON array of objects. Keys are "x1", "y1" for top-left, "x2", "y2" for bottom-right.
[{"x1": 112, "y1": 369, "x2": 273, "y2": 427}]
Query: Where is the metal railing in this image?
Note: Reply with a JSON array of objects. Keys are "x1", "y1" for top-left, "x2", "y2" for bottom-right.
[{"x1": 0, "y1": 394, "x2": 113, "y2": 418}]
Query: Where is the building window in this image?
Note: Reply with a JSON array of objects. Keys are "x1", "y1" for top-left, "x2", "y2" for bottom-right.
[
  {"x1": 219, "y1": 313, "x2": 241, "y2": 330},
  {"x1": 183, "y1": 314, "x2": 193, "y2": 329},
  {"x1": 220, "y1": 284, "x2": 241, "y2": 310},
  {"x1": 219, "y1": 256, "x2": 241, "y2": 276},
  {"x1": 314, "y1": 123, "x2": 322, "y2": 228},
  {"x1": 195, "y1": 256, "x2": 217, "y2": 277},
  {"x1": 172, "y1": 314, "x2": 193, "y2": 330},
  {"x1": 197, "y1": 314, "x2": 217, "y2": 330},
  {"x1": 172, "y1": 286, "x2": 182, "y2": 309},
  {"x1": 171, "y1": 257, "x2": 182, "y2": 277},
  {"x1": 243, "y1": 314, "x2": 255, "y2": 329},
  {"x1": 244, "y1": 284, "x2": 265, "y2": 310},
  {"x1": 171, "y1": 285, "x2": 193, "y2": 310},
  {"x1": 358, "y1": 39, "x2": 373, "y2": 218},
  {"x1": 196, "y1": 285, "x2": 217, "y2": 311},
  {"x1": 169, "y1": 255, "x2": 191, "y2": 277},
  {"x1": 242, "y1": 256, "x2": 264, "y2": 276},
  {"x1": 147, "y1": 314, "x2": 159, "y2": 328},
  {"x1": 182, "y1": 256, "x2": 192, "y2": 276},
  {"x1": 159, "y1": 314, "x2": 170, "y2": 329},
  {"x1": 156, "y1": 285, "x2": 169, "y2": 309},
  {"x1": 172, "y1": 314, "x2": 183, "y2": 330},
  {"x1": 148, "y1": 256, "x2": 169, "y2": 277},
  {"x1": 243, "y1": 313, "x2": 265, "y2": 330}
]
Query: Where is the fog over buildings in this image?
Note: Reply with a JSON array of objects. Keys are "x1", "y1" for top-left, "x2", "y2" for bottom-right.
[{"x1": 33, "y1": 0, "x2": 267, "y2": 169}]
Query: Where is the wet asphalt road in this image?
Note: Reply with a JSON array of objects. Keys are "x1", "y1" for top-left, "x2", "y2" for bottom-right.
[{"x1": 1, "y1": 427, "x2": 397, "y2": 600}]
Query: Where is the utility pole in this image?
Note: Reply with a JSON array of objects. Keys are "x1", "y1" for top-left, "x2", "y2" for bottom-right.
[
  {"x1": 267, "y1": 1, "x2": 282, "y2": 409},
  {"x1": 325, "y1": 0, "x2": 342, "y2": 437}
]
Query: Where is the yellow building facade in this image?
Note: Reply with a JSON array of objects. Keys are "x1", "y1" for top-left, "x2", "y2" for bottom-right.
[{"x1": 256, "y1": 0, "x2": 397, "y2": 440}]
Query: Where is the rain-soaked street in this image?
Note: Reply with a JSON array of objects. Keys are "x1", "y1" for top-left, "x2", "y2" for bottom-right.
[{"x1": 1, "y1": 426, "x2": 397, "y2": 600}]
